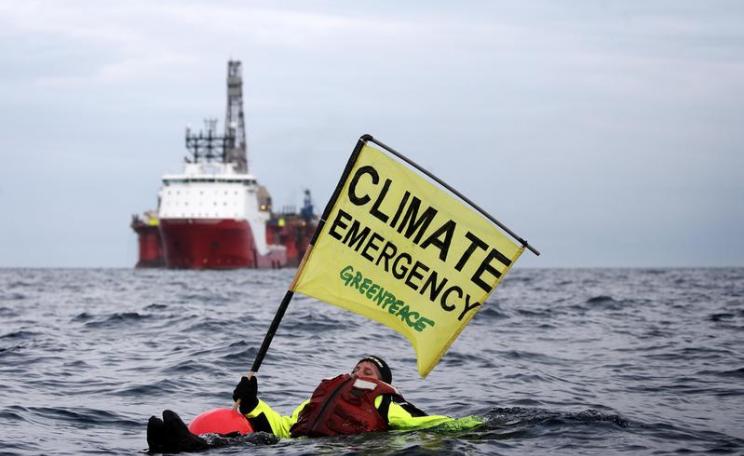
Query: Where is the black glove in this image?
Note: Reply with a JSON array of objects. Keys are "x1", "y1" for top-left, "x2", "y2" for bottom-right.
[{"x1": 232, "y1": 375, "x2": 258, "y2": 414}]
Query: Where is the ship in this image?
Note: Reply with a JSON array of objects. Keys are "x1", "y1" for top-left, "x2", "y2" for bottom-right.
[{"x1": 131, "y1": 60, "x2": 317, "y2": 269}]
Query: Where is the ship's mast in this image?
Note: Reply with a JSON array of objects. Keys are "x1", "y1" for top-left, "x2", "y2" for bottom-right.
[{"x1": 225, "y1": 60, "x2": 248, "y2": 173}]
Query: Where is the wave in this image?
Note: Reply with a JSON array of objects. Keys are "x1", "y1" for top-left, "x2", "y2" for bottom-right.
[
  {"x1": 82, "y1": 312, "x2": 151, "y2": 328},
  {"x1": 0, "y1": 330, "x2": 38, "y2": 340},
  {"x1": 485, "y1": 407, "x2": 631, "y2": 429}
]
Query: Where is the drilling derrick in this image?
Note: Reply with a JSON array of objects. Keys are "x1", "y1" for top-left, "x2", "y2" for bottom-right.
[{"x1": 224, "y1": 60, "x2": 248, "y2": 172}]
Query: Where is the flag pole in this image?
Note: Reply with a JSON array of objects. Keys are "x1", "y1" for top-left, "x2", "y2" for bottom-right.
[
  {"x1": 244, "y1": 135, "x2": 370, "y2": 377},
  {"x1": 364, "y1": 135, "x2": 540, "y2": 256}
]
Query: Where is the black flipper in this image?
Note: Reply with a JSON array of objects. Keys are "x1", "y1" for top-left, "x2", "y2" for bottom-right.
[
  {"x1": 147, "y1": 409, "x2": 277, "y2": 452},
  {"x1": 160, "y1": 409, "x2": 209, "y2": 453},
  {"x1": 147, "y1": 416, "x2": 166, "y2": 452}
]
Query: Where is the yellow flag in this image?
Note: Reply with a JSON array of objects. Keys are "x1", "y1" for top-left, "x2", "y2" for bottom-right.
[{"x1": 292, "y1": 141, "x2": 525, "y2": 377}]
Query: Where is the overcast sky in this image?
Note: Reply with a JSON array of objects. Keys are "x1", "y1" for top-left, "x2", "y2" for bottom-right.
[{"x1": 1, "y1": 0, "x2": 742, "y2": 268}]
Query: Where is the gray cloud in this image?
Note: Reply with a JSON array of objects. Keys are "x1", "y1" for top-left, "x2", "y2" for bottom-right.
[{"x1": 1, "y1": 0, "x2": 742, "y2": 267}]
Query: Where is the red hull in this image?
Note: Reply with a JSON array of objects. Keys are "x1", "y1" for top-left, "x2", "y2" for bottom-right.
[
  {"x1": 159, "y1": 218, "x2": 286, "y2": 269},
  {"x1": 266, "y1": 216, "x2": 316, "y2": 267},
  {"x1": 131, "y1": 219, "x2": 165, "y2": 268}
]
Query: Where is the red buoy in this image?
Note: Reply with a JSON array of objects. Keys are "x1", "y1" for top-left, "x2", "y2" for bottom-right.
[{"x1": 188, "y1": 408, "x2": 253, "y2": 436}]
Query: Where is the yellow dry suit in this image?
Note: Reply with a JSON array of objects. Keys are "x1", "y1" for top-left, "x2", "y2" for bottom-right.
[{"x1": 242, "y1": 387, "x2": 484, "y2": 439}]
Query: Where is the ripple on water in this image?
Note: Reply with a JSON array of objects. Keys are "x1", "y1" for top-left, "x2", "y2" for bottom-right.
[
  {"x1": 476, "y1": 305, "x2": 510, "y2": 320},
  {"x1": 1, "y1": 330, "x2": 39, "y2": 340},
  {"x1": 83, "y1": 312, "x2": 151, "y2": 328},
  {"x1": 696, "y1": 367, "x2": 744, "y2": 379},
  {"x1": 709, "y1": 312, "x2": 736, "y2": 322},
  {"x1": 1, "y1": 268, "x2": 743, "y2": 455},
  {"x1": 480, "y1": 407, "x2": 632, "y2": 443},
  {"x1": 0, "y1": 292, "x2": 27, "y2": 301}
]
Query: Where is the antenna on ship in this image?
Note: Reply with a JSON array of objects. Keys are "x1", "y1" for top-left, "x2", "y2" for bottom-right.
[
  {"x1": 225, "y1": 60, "x2": 248, "y2": 173},
  {"x1": 185, "y1": 118, "x2": 231, "y2": 164}
]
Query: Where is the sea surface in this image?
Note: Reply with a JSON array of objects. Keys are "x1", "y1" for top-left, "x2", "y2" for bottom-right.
[{"x1": 0, "y1": 268, "x2": 742, "y2": 455}]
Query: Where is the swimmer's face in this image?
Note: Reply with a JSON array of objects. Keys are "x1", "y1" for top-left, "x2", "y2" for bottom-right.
[{"x1": 352, "y1": 360, "x2": 382, "y2": 380}]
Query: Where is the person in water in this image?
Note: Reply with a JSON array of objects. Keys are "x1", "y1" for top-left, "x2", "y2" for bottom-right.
[
  {"x1": 147, "y1": 355, "x2": 483, "y2": 452},
  {"x1": 233, "y1": 355, "x2": 483, "y2": 438}
]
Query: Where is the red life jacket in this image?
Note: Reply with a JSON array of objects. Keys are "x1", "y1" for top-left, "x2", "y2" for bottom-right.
[{"x1": 290, "y1": 373, "x2": 398, "y2": 437}]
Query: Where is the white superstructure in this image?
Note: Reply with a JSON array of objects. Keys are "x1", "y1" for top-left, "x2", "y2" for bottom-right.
[{"x1": 157, "y1": 161, "x2": 271, "y2": 255}]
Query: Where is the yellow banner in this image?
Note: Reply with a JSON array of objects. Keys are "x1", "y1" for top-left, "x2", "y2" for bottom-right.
[{"x1": 293, "y1": 143, "x2": 524, "y2": 377}]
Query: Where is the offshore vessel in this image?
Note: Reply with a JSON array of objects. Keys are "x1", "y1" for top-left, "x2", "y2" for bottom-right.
[{"x1": 131, "y1": 61, "x2": 317, "y2": 269}]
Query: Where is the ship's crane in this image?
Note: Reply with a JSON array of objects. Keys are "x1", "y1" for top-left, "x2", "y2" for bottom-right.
[{"x1": 225, "y1": 60, "x2": 248, "y2": 172}]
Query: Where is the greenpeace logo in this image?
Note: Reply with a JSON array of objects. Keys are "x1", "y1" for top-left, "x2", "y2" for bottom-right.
[{"x1": 339, "y1": 265, "x2": 435, "y2": 333}]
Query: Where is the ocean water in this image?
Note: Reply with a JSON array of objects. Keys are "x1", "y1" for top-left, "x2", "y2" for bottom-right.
[{"x1": 0, "y1": 267, "x2": 742, "y2": 455}]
